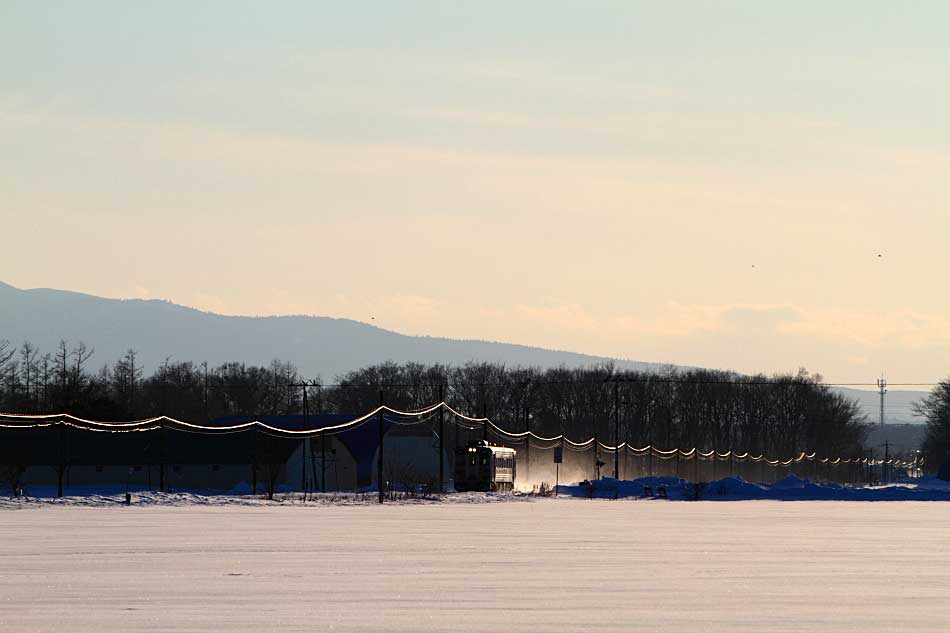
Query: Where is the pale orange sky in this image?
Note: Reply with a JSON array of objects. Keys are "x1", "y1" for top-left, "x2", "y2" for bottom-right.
[{"x1": 2, "y1": 2, "x2": 948, "y2": 383}]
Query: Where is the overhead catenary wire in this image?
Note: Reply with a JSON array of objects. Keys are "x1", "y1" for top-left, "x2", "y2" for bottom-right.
[{"x1": 0, "y1": 403, "x2": 916, "y2": 468}]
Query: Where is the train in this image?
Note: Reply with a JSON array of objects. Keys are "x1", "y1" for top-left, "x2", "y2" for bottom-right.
[{"x1": 454, "y1": 440, "x2": 517, "y2": 492}]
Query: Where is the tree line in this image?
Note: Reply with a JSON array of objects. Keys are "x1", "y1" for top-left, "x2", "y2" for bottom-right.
[
  {"x1": 916, "y1": 379, "x2": 950, "y2": 472},
  {"x1": 0, "y1": 338, "x2": 875, "y2": 460}
]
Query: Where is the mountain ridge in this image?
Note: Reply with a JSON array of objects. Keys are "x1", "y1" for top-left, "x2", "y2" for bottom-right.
[
  {"x1": 0, "y1": 281, "x2": 672, "y2": 378},
  {"x1": 0, "y1": 281, "x2": 927, "y2": 424}
]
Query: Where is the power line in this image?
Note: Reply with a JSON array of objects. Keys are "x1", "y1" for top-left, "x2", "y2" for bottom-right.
[{"x1": 0, "y1": 403, "x2": 916, "y2": 467}]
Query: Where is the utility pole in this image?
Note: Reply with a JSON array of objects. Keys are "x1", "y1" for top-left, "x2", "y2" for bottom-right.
[
  {"x1": 159, "y1": 419, "x2": 166, "y2": 493},
  {"x1": 594, "y1": 432, "x2": 606, "y2": 481},
  {"x1": 251, "y1": 427, "x2": 258, "y2": 495},
  {"x1": 558, "y1": 415, "x2": 564, "y2": 495},
  {"x1": 57, "y1": 425, "x2": 65, "y2": 498},
  {"x1": 523, "y1": 381, "x2": 531, "y2": 485},
  {"x1": 377, "y1": 390, "x2": 385, "y2": 504},
  {"x1": 877, "y1": 376, "x2": 887, "y2": 427},
  {"x1": 318, "y1": 385, "x2": 326, "y2": 493},
  {"x1": 453, "y1": 392, "x2": 460, "y2": 468},
  {"x1": 883, "y1": 440, "x2": 890, "y2": 484},
  {"x1": 301, "y1": 384, "x2": 309, "y2": 492},
  {"x1": 320, "y1": 427, "x2": 327, "y2": 493},
  {"x1": 613, "y1": 381, "x2": 620, "y2": 480},
  {"x1": 524, "y1": 400, "x2": 530, "y2": 485},
  {"x1": 438, "y1": 384, "x2": 445, "y2": 494}
]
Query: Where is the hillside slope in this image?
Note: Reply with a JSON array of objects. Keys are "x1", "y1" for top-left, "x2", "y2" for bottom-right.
[
  {"x1": 0, "y1": 281, "x2": 667, "y2": 379},
  {"x1": 0, "y1": 281, "x2": 926, "y2": 423}
]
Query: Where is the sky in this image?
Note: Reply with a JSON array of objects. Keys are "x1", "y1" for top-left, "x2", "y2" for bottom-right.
[{"x1": 2, "y1": 1, "x2": 949, "y2": 384}]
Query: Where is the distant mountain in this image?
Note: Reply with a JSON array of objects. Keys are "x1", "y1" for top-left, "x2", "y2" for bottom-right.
[
  {"x1": 0, "y1": 281, "x2": 928, "y2": 424},
  {"x1": 864, "y1": 424, "x2": 927, "y2": 457},
  {"x1": 836, "y1": 387, "x2": 927, "y2": 426},
  {"x1": 0, "y1": 281, "x2": 669, "y2": 379}
]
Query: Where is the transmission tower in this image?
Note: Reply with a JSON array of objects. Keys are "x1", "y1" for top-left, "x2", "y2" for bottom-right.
[{"x1": 877, "y1": 376, "x2": 887, "y2": 427}]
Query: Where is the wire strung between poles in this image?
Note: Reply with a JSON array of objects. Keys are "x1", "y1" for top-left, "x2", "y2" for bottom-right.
[{"x1": 0, "y1": 404, "x2": 915, "y2": 468}]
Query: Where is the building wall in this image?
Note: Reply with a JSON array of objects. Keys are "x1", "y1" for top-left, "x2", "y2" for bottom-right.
[
  {"x1": 372, "y1": 432, "x2": 452, "y2": 490},
  {"x1": 4, "y1": 426, "x2": 453, "y2": 495},
  {"x1": 284, "y1": 436, "x2": 360, "y2": 492},
  {"x1": 20, "y1": 463, "x2": 253, "y2": 493}
]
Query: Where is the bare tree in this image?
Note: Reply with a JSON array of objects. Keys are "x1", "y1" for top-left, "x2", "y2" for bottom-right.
[
  {"x1": 255, "y1": 433, "x2": 289, "y2": 500},
  {"x1": 112, "y1": 349, "x2": 142, "y2": 417},
  {"x1": 0, "y1": 455, "x2": 26, "y2": 497},
  {"x1": 54, "y1": 340, "x2": 69, "y2": 408},
  {"x1": 0, "y1": 339, "x2": 14, "y2": 368},
  {"x1": 19, "y1": 342, "x2": 39, "y2": 411},
  {"x1": 39, "y1": 353, "x2": 52, "y2": 410},
  {"x1": 70, "y1": 342, "x2": 94, "y2": 391}
]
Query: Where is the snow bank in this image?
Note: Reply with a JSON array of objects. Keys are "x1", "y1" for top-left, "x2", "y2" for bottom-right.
[
  {"x1": 0, "y1": 488, "x2": 535, "y2": 510},
  {"x1": 558, "y1": 476, "x2": 950, "y2": 501},
  {"x1": 7, "y1": 476, "x2": 950, "y2": 509},
  {"x1": 558, "y1": 476, "x2": 691, "y2": 500}
]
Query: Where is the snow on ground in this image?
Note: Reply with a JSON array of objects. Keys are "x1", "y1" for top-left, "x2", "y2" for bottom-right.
[
  {"x1": 6, "y1": 475, "x2": 950, "y2": 508},
  {"x1": 2, "y1": 498, "x2": 950, "y2": 632},
  {"x1": 0, "y1": 487, "x2": 533, "y2": 509}
]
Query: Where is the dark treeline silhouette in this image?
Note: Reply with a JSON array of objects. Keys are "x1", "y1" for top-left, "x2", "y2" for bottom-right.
[
  {"x1": 0, "y1": 339, "x2": 868, "y2": 459},
  {"x1": 0, "y1": 339, "x2": 303, "y2": 421},
  {"x1": 916, "y1": 379, "x2": 950, "y2": 471}
]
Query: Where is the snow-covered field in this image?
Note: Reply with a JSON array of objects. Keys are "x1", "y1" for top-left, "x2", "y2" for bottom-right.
[{"x1": 2, "y1": 497, "x2": 949, "y2": 632}]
